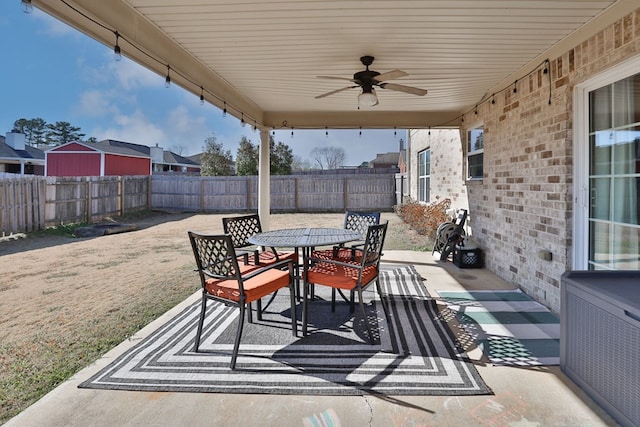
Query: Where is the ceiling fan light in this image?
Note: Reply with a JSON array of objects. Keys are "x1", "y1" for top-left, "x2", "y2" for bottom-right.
[{"x1": 358, "y1": 88, "x2": 378, "y2": 107}]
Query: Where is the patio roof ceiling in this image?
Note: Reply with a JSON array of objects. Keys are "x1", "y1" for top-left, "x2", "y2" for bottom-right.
[{"x1": 34, "y1": 0, "x2": 635, "y2": 130}]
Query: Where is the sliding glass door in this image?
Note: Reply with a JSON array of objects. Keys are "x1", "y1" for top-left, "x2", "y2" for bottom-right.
[{"x1": 585, "y1": 72, "x2": 640, "y2": 270}]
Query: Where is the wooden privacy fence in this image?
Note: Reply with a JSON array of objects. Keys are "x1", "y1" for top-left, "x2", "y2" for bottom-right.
[
  {"x1": 0, "y1": 175, "x2": 46, "y2": 235},
  {"x1": 1, "y1": 173, "x2": 396, "y2": 234},
  {"x1": 150, "y1": 174, "x2": 396, "y2": 213},
  {"x1": 0, "y1": 175, "x2": 149, "y2": 235}
]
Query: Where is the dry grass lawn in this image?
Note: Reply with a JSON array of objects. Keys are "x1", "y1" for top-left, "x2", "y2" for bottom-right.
[{"x1": 0, "y1": 211, "x2": 427, "y2": 423}]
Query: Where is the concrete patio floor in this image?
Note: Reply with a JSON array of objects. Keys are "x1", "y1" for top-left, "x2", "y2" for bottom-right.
[{"x1": 5, "y1": 251, "x2": 618, "y2": 427}]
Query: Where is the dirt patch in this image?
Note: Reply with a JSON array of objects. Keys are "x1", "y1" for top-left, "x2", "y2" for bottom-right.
[{"x1": 0, "y1": 211, "x2": 427, "y2": 422}]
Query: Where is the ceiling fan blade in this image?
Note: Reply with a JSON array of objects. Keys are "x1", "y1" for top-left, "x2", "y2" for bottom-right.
[
  {"x1": 373, "y1": 69, "x2": 408, "y2": 82},
  {"x1": 315, "y1": 86, "x2": 357, "y2": 99},
  {"x1": 317, "y1": 76, "x2": 356, "y2": 82},
  {"x1": 379, "y1": 82, "x2": 428, "y2": 96}
]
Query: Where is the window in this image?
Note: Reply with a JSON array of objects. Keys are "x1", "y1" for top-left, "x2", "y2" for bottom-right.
[
  {"x1": 586, "y1": 73, "x2": 640, "y2": 270},
  {"x1": 467, "y1": 125, "x2": 484, "y2": 179},
  {"x1": 418, "y1": 149, "x2": 430, "y2": 202}
]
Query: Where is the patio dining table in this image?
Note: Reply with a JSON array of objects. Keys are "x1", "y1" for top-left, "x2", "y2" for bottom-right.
[{"x1": 248, "y1": 227, "x2": 361, "y2": 335}]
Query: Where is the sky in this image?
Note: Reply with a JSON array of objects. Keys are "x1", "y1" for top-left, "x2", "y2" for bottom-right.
[{"x1": 0, "y1": 3, "x2": 406, "y2": 166}]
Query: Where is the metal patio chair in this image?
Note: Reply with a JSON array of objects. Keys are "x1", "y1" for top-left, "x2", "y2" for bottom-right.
[
  {"x1": 188, "y1": 231, "x2": 297, "y2": 370},
  {"x1": 305, "y1": 221, "x2": 388, "y2": 342}
]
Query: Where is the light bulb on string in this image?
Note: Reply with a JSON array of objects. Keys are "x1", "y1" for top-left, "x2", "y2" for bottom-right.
[
  {"x1": 165, "y1": 65, "x2": 171, "y2": 88},
  {"x1": 22, "y1": 0, "x2": 33, "y2": 13},
  {"x1": 325, "y1": 126, "x2": 328, "y2": 137},
  {"x1": 113, "y1": 32, "x2": 122, "y2": 62},
  {"x1": 222, "y1": 102, "x2": 227, "y2": 117},
  {"x1": 291, "y1": 127, "x2": 294, "y2": 138},
  {"x1": 513, "y1": 80, "x2": 518, "y2": 94},
  {"x1": 199, "y1": 86, "x2": 205, "y2": 105},
  {"x1": 240, "y1": 112, "x2": 246, "y2": 127}
]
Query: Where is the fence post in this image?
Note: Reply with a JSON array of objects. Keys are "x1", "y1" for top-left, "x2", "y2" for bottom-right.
[
  {"x1": 118, "y1": 176, "x2": 124, "y2": 217},
  {"x1": 200, "y1": 178, "x2": 206, "y2": 212},
  {"x1": 343, "y1": 176, "x2": 348, "y2": 211},
  {"x1": 86, "y1": 178, "x2": 92, "y2": 224},
  {"x1": 147, "y1": 176, "x2": 152, "y2": 211}
]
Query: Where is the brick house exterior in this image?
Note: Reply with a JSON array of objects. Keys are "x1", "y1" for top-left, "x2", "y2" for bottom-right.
[{"x1": 407, "y1": 7, "x2": 640, "y2": 313}]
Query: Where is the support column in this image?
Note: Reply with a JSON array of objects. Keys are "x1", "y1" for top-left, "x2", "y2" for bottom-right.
[{"x1": 258, "y1": 128, "x2": 271, "y2": 230}]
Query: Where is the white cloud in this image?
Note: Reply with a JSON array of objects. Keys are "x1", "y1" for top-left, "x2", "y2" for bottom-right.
[
  {"x1": 92, "y1": 110, "x2": 165, "y2": 146},
  {"x1": 109, "y1": 58, "x2": 160, "y2": 91},
  {"x1": 76, "y1": 90, "x2": 119, "y2": 118}
]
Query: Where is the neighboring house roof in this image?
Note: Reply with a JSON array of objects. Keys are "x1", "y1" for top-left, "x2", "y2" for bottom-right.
[
  {"x1": 97, "y1": 139, "x2": 151, "y2": 155},
  {"x1": 0, "y1": 135, "x2": 45, "y2": 162},
  {"x1": 163, "y1": 151, "x2": 200, "y2": 168},
  {"x1": 369, "y1": 152, "x2": 400, "y2": 166},
  {"x1": 187, "y1": 153, "x2": 202, "y2": 165}
]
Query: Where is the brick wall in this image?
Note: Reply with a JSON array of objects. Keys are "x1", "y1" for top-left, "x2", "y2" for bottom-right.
[
  {"x1": 408, "y1": 128, "x2": 468, "y2": 212},
  {"x1": 460, "y1": 8, "x2": 640, "y2": 312}
]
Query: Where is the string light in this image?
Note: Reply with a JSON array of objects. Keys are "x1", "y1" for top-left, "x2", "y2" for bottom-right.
[
  {"x1": 165, "y1": 65, "x2": 171, "y2": 88},
  {"x1": 37, "y1": 0, "x2": 555, "y2": 135},
  {"x1": 199, "y1": 86, "x2": 205, "y2": 105},
  {"x1": 491, "y1": 94, "x2": 496, "y2": 105},
  {"x1": 325, "y1": 126, "x2": 328, "y2": 137},
  {"x1": 545, "y1": 59, "x2": 551, "y2": 105},
  {"x1": 474, "y1": 105, "x2": 478, "y2": 115},
  {"x1": 240, "y1": 112, "x2": 246, "y2": 127},
  {"x1": 394, "y1": 126, "x2": 397, "y2": 137},
  {"x1": 38, "y1": 0, "x2": 269, "y2": 131},
  {"x1": 113, "y1": 31, "x2": 122, "y2": 61},
  {"x1": 291, "y1": 127, "x2": 294, "y2": 138},
  {"x1": 359, "y1": 126, "x2": 362, "y2": 137},
  {"x1": 253, "y1": 120, "x2": 257, "y2": 131},
  {"x1": 22, "y1": 0, "x2": 33, "y2": 13}
]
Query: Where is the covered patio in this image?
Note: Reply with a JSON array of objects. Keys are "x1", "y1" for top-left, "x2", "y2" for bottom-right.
[{"x1": 13, "y1": 1, "x2": 640, "y2": 425}]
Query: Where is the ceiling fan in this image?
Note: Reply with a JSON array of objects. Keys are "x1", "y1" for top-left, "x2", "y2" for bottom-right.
[{"x1": 315, "y1": 56, "x2": 428, "y2": 107}]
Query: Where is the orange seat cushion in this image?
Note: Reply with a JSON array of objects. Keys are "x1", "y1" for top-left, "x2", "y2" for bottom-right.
[
  {"x1": 205, "y1": 268, "x2": 290, "y2": 303},
  {"x1": 239, "y1": 250, "x2": 297, "y2": 266},
  {"x1": 312, "y1": 248, "x2": 362, "y2": 263},
  {"x1": 307, "y1": 262, "x2": 378, "y2": 290}
]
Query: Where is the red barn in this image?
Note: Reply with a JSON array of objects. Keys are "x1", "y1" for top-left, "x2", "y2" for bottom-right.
[{"x1": 46, "y1": 141, "x2": 151, "y2": 177}]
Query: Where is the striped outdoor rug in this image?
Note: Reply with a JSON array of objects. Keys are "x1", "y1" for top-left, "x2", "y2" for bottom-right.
[
  {"x1": 79, "y1": 265, "x2": 490, "y2": 396},
  {"x1": 437, "y1": 290, "x2": 560, "y2": 366}
]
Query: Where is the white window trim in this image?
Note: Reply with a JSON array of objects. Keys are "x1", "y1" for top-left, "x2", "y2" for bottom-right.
[
  {"x1": 466, "y1": 122, "x2": 484, "y2": 180},
  {"x1": 572, "y1": 53, "x2": 640, "y2": 270},
  {"x1": 418, "y1": 148, "x2": 430, "y2": 202}
]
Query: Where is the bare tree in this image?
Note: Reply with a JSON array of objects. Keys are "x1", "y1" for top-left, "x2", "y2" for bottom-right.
[{"x1": 309, "y1": 146, "x2": 345, "y2": 170}]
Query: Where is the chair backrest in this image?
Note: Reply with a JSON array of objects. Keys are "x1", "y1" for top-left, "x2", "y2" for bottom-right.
[
  {"x1": 344, "y1": 211, "x2": 381, "y2": 239},
  {"x1": 188, "y1": 231, "x2": 243, "y2": 291},
  {"x1": 222, "y1": 214, "x2": 263, "y2": 249},
  {"x1": 359, "y1": 221, "x2": 388, "y2": 268},
  {"x1": 450, "y1": 209, "x2": 468, "y2": 239}
]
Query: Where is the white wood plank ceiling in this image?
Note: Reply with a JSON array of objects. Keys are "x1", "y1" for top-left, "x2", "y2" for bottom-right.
[{"x1": 34, "y1": 0, "x2": 634, "y2": 129}]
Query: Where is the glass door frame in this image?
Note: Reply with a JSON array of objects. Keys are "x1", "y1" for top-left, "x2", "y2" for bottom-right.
[{"x1": 573, "y1": 54, "x2": 640, "y2": 270}]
